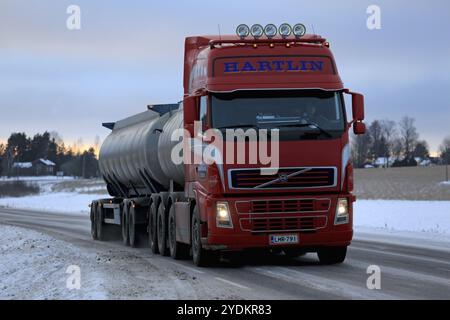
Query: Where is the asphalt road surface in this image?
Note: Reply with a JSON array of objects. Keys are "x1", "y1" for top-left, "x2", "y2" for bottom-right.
[{"x1": 0, "y1": 207, "x2": 449, "y2": 300}]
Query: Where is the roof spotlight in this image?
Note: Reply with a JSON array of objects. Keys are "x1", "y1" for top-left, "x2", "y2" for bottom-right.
[
  {"x1": 293, "y1": 23, "x2": 306, "y2": 38},
  {"x1": 278, "y1": 23, "x2": 292, "y2": 38},
  {"x1": 236, "y1": 24, "x2": 250, "y2": 39},
  {"x1": 264, "y1": 24, "x2": 277, "y2": 38},
  {"x1": 250, "y1": 24, "x2": 264, "y2": 39}
]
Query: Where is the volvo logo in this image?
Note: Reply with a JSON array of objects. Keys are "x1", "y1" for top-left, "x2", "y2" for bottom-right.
[{"x1": 279, "y1": 174, "x2": 289, "y2": 183}]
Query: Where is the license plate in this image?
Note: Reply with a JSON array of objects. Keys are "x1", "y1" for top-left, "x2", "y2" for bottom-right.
[{"x1": 269, "y1": 234, "x2": 299, "y2": 245}]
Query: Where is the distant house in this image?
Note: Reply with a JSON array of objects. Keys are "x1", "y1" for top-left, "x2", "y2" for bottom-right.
[
  {"x1": 33, "y1": 159, "x2": 56, "y2": 175},
  {"x1": 12, "y1": 162, "x2": 34, "y2": 176},
  {"x1": 373, "y1": 157, "x2": 397, "y2": 168},
  {"x1": 11, "y1": 158, "x2": 56, "y2": 176}
]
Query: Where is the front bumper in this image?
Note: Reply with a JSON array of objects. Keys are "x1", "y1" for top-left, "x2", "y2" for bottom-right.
[{"x1": 200, "y1": 194, "x2": 354, "y2": 251}]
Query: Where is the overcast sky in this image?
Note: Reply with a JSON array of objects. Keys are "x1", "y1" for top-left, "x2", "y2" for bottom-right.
[{"x1": 1, "y1": 0, "x2": 449, "y2": 153}]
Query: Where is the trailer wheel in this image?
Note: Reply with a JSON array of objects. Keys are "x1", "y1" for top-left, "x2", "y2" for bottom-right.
[
  {"x1": 122, "y1": 203, "x2": 130, "y2": 246},
  {"x1": 157, "y1": 204, "x2": 169, "y2": 256},
  {"x1": 96, "y1": 204, "x2": 105, "y2": 241},
  {"x1": 317, "y1": 246, "x2": 347, "y2": 265},
  {"x1": 90, "y1": 202, "x2": 98, "y2": 240},
  {"x1": 129, "y1": 205, "x2": 138, "y2": 248},
  {"x1": 191, "y1": 205, "x2": 217, "y2": 267},
  {"x1": 168, "y1": 205, "x2": 189, "y2": 260},
  {"x1": 149, "y1": 202, "x2": 159, "y2": 254}
]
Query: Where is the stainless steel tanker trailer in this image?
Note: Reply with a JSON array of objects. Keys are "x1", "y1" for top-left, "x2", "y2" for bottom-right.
[{"x1": 91, "y1": 103, "x2": 190, "y2": 256}]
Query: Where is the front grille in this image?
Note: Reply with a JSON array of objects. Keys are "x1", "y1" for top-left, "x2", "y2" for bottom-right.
[
  {"x1": 240, "y1": 216, "x2": 327, "y2": 233},
  {"x1": 229, "y1": 167, "x2": 336, "y2": 189},
  {"x1": 251, "y1": 199, "x2": 330, "y2": 213}
]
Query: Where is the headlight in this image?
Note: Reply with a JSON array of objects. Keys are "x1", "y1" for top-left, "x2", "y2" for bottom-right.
[
  {"x1": 250, "y1": 24, "x2": 264, "y2": 39},
  {"x1": 278, "y1": 23, "x2": 292, "y2": 38},
  {"x1": 264, "y1": 24, "x2": 277, "y2": 38},
  {"x1": 293, "y1": 23, "x2": 306, "y2": 38},
  {"x1": 216, "y1": 202, "x2": 233, "y2": 228},
  {"x1": 236, "y1": 24, "x2": 250, "y2": 38},
  {"x1": 334, "y1": 198, "x2": 349, "y2": 225}
]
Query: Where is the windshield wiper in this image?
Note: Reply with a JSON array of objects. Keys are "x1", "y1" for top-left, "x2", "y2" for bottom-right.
[
  {"x1": 215, "y1": 124, "x2": 258, "y2": 130},
  {"x1": 276, "y1": 123, "x2": 333, "y2": 138}
]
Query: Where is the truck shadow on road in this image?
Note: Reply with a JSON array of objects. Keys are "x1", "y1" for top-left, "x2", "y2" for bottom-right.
[{"x1": 211, "y1": 252, "x2": 326, "y2": 269}]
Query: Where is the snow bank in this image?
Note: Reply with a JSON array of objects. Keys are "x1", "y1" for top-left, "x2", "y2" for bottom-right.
[
  {"x1": 0, "y1": 192, "x2": 108, "y2": 214},
  {"x1": 354, "y1": 200, "x2": 450, "y2": 234},
  {"x1": 0, "y1": 225, "x2": 108, "y2": 299}
]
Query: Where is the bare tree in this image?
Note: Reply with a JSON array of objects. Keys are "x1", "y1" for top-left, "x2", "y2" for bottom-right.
[
  {"x1": 368, "y1": 120, "x2": 383, "y2": 162},
  {"x1": 380, "y1": 119, "x2": 397, "y2": 166},
  {"x1": 413, "y1": 140, "x2": 430, "y2": 159},
  {"x1": 351, "y1": 133, "x2": 372, "y2": 168},
  {"x1": 399, "y1": 116, "x2": 419, "y2": 160},
  {"x1": 49, "y1": 131, "x2": 63, "y2": 145}
]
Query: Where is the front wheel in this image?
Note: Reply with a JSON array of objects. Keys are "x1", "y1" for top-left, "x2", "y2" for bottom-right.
[
  {"x1": 191, "y1": 206, "x2": 218, "y2": 267},
  {"x1": 317, "y1": 246, "x2": 347, "y2": 265}
]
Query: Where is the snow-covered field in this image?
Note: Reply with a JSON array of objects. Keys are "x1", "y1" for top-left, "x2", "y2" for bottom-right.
[
  {"x1": 0, "y1": 176, "x2": 108, "y2": 213},
  {"x1": 354, "y1": 200, "x2": 450, "y2": 235},
  {"x1": 0, "y1": 192, "x2": 107, "y2": 214}
]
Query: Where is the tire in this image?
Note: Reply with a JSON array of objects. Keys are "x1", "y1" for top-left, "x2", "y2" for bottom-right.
[
  {"x1": 90, "y1": 202, "x2": 98, "y2": 240},
  {"x1": 168, "y1": 205, "x2": 190, "y2": 260},
  {"x1": 317, "y1": 246, "x2": 347, "y2": 265},
  {"x1": 149, "y1": 202, "x2": 159, "y2": 254},
  {"x1": 191, "y1": 205, "x2": 217, "y2": 267},
  {"x1": 96, "y1": 204, "x2": 105, "y2": 241},
  {"x1": 122, "y1": 203, "x2": 130, "y2": 246},
  {"x1": 157, "y1": 203, "x2": 169, "y2": 256},
  {"x1": 129, "y1": 205, "x2": 138, "y2": 248}
]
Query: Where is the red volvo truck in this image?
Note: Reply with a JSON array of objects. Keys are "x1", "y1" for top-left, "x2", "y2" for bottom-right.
[{"x1": 91, "y1": 24, "x2": 366, "y2": 266}]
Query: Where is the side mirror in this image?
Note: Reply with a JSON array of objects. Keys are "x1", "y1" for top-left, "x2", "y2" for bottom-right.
[
  {"x1": 183, "y1": 96, "x2": 198, "y2": 136},
  {"x1": 353, "y1": 121, "x2": 366, "y2": 135},
  {"x1": 351, "y1": 92, "x2": 364, "y2": 121}
]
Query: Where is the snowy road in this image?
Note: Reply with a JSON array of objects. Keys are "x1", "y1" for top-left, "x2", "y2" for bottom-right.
[{"x1": 0, "y1": 207, "x2": 449, "y2": 300}]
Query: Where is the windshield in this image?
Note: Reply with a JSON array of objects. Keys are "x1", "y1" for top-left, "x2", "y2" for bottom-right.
[{"x1": 210, "y1": 90, "x2": 346, "y2": 140}]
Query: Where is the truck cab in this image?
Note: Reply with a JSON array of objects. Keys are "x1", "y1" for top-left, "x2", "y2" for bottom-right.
[{"x1": 182, "y1": 30, "x2": 365, "y2": 265}]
